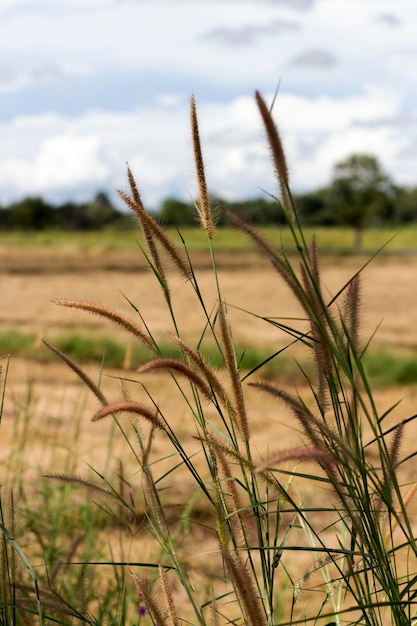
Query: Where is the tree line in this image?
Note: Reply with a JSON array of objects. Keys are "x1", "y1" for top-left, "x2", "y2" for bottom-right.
[
  {"x1": 1, "y1": 154, "x2": 417, "y2": 241},
  {"x1": 0, "y1": 191, "x2": 131, "y2": 231}
]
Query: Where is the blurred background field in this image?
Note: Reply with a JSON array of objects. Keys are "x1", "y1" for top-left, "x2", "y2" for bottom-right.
[
  {"x1": 1, "y1": 224, "x2": 417, "y2": 255},
  {"x1": 1, "y1": 226, "x2": 416, "y2": 378},
  {"x1": 2, "y1": 225, "x2": 417, "y2": 483},
  {"x1": 1, "y1": 227, "x2": 417, "y2": 623}
]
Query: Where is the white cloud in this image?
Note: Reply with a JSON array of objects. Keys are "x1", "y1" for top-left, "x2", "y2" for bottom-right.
[
  {"x1": 294, "y1": 127, "x2": 410, "y2": 192},
  {"x1": 288, "y1": 49, "x2": 337, "y2": 68},
  {"x1": 0, "y1": 133, "x2": 108, "y2": 199},
  {"x1": 1, "y1": 84, "x2": 413, "y2": 208},
  {"x1": 200, "y1": 19, "x2": 300, "y2": 47},
  {"x1": 0, "y1": 63, "x2": 87, "y2": 94},
  {"x1": 374, "y1": 13, "x2": 402, "y2": 27},
  {"x1": 0, "y1": 0, "x2": 416, "y2": 205},
  {"x1": 194, "y1": 87, "x2": 415, "y2": 196},
  {"x1": 274, "y1": 86, "x2": 401, "y2": 133},
  {"x1": 36, "y1": 135, "x2": 108, "y2": 188},
  {"x1": 0, "y1": 106, "x2": 191, "y2": 206}
]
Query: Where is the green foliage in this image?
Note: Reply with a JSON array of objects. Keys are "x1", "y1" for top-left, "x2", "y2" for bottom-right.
[
  {"x1": 0, "y1": 191, "x2": 129, "y2": 231},
  {"x1": 364, "y1": 350, "x2": 417, "y2": 385},
  {"x1": 159, "y1": 196, "x2": 196, "y2": 226},
  {"x1": 296, "y1": 187, "x2": 335, "y2": 225},
  {"x1": 2, "y1": 329, "x2": 417, "y2": 387},
  {"x1": 394, "y1": 185, "x2": 417, "y2": 223},
  {"x1": 0, "y1": 375, "x2": 141, "y2": 625},
  {"x1": 219, "y1": 196, "x2": 287, "y2": 226},
  {"x1": 327, "y1": 153, "x2": 395, "y2": 249},
  {"x1": 2, "y1": 161, "x2": 417, "y2": 234},
  {"x1": 7, "y1": 197, "x2": 54, "y2": 230}
]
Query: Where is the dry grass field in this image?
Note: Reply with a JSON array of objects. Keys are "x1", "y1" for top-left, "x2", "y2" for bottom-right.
[
  {"x1": 2, "y1": 246, "x2": 417, "y2": 348},
  {"x1": 2, "y1": 246, "x2": 417, "y2": 479},
  {"x1": 1, "y1": 241, "x2": 417, "y2": 623}
]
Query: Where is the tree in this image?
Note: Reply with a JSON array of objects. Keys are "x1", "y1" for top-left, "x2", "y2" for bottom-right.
[
  {"x1": 296, "y1": 188, "x2": 332, "y2": 225},
  {"x1": 219, "y1": 197, "x2": 284, "y2": 226},
  {"x1": 9, "y1": 196, "x2": 54, "y2": 230},
  {"x1": 83, "y1": 191, "x2": 121, "y2": 229},
  {"x1": 159, "y1": 197, "x2": 195, "y2": 226},
  {"x1": 394, "y1": 185, "x2": 417, "y2": 224},
  {"x1": 327, "y1": 154, "x2": 394, "y2": 251}
]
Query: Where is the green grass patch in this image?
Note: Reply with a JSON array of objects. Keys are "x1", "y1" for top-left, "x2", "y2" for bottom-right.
[
  {"x1": 0, "y1": 225, "x2": 417, "y2": 253},
  {"x1": 363, "y1": 350, "x2": 417, "y2": 385},
  {"x1": 1, "y1": 329, "x2": 416, "y2": 386}
]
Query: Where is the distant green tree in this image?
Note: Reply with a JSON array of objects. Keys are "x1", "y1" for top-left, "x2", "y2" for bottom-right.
[
  {"x1": 0, "y1": 207, "x2": 13, "y2": 229},
  {"x1": 296, "y1": 189, "x2": 333, "y2": 225},
  {"x1": 394, "y1": 185, "x2": 417, "y2": 223},
  {"x1": 83, "y1": 191, "x2": 121, "y2": 229},
  {"x1": 220, "y1": 197, "x2": 283, "y2": 225},
  {"x1": 327, "y1": 154, "x2": 394, "y2": 250},
  {"x1": 55, "y1": 201, "x2": 81, "y2": 229},
  {"x1": 44, "y1": 195, "x2": 128, "y2": 231},
  {"x1": 9, "y1": 197, "x2": 54, "y2": 230},
  {"x1": 159, "y1": 197, "x2": 195, "y2": 226}
]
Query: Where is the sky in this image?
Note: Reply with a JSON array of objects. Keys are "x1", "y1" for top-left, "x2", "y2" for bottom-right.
[{"x1": 0, "y1": 0, "x2": 416, "y2": 211}]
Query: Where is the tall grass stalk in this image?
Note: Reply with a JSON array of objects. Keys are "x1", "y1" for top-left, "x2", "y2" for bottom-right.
[{"x1": 2, "y1": 91, "x2": 417, "y2": 625}]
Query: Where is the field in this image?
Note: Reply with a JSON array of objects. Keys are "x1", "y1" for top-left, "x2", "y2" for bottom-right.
[
  {"x1": 1, "y1": 226, "x2": 417, "y2": 624},
  {"x1": 1, "y1": 226, "x2": 417, "y2": 379}
]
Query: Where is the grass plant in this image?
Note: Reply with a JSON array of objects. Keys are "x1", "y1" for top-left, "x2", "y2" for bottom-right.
[
  {"x1": 1, "y1": 92, "x2": 417, "y2": 625},
  {"x1": 0, "y1": 363, "x2": 141, "y2": 625}
]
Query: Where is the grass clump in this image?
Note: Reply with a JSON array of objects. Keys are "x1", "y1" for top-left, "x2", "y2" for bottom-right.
[{"x1": 2, "y1": 91, "x2": 417, "y2": 625}]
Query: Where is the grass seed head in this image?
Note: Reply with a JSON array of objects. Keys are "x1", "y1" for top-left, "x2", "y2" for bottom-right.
[{"x1": 191, "y1": 95, "x2": 214, "y2": 239}]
